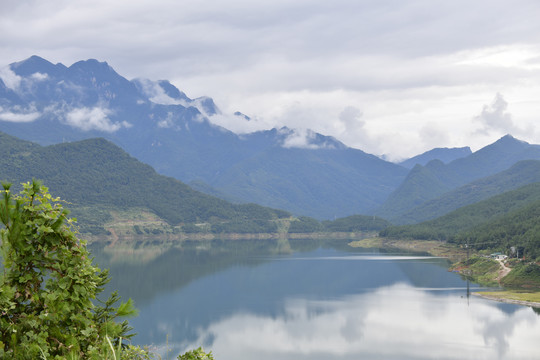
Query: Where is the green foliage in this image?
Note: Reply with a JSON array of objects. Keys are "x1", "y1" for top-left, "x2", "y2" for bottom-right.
[
  {"x1": 287, "y1": 215, "x2": 390, "y2": 234},
  {"x1": 391, "y1": 160, "x2": 540, "y2": 224},
  {"x1": 288, "y1": 216, "x2": 323, "y2": 233},
  {"x1": 451, "y1": 256, "x2": 501, "y2": 286},
  {"x1": 210, "y1": 219, "x2": 278, "y2": 234},
  {"x1": 452, "y1": 199, "x2": 540, "y2": 260},
  {"x1": 376, "y1": 163, "x2": 451, "y2": 220},
  {"x1": 381, "y1": 182, "x2": 540, "y2": 260},
  {"x1": 378, "y1": 136, "x2": 540, "y2": 222},
  {"x1": 501, "y1": 262, "x2": 540, "y2": 289},
  {"x1": 0, "y1": 180, "x2": 145, "y2": 359},
  {"x1": 322, "y1": 215, "x2": 390, "y2": 232},
  {"x1": 177, "y1": 347, "x2": 214, "y2": 360},
  {"x1": 0, "y1": 132, "x2": 291, "y2": 234}
]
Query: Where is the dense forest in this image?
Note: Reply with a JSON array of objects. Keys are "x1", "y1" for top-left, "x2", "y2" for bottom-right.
[
  {"x1": 0, "y1": 132, "x2": 388, "y2": 236},
  {"x1": 0, "y1": 132, "x2": 290, "y2": 231},
  {"x1": 381, "y1": 182, "x2": 540, "y2": 260}
]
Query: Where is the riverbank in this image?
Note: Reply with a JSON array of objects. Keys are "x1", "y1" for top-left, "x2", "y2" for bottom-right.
[
  {"x1": 349, "y1": 237, "x2": 468, "y2": 262},
  {"x1": 85, "y1": 231, "x2": 374, "y2": 244},
  {"x1": 350, "y1": 237, "x2": 540, "y2": 308},
  {"x1": 474, "y1": 291, "x2": 540, "y2": 308}
]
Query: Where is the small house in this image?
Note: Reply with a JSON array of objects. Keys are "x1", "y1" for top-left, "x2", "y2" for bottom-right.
[{"x1": 490, "y1": 252, "x2": 508, "y2": 260}]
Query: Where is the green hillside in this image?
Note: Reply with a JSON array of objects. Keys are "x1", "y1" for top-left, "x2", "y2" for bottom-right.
[
  {"x1": 0, "y1": 132, "x2": 290, "y2": 235},
  {"x1": 376, "y1": 135, "x2": 540, "y2": 220},
  {"x1": 392, "y1": 160, "x2": 540, "y2": 224},
  {"x1": 452, "y1": 200, "x2": 540, "y2": 260},
  {"x1": 381, "y1": 182, "x2": 540, "y2": 259},
  {"x1": 375, "y1": 162, "x2": 451, "y2": 219}
]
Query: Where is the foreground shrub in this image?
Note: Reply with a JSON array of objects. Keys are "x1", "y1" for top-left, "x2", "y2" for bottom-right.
[{"x1": 0, "y1": 180, "x2": 147, "y2": 359}]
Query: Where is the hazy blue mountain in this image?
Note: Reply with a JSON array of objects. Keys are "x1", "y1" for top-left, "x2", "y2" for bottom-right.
[
  {"x1": 0, "y1": 56, "x2": 408, "y2": 219},
  {"x1": 208, "y1": 143, "x2": 406, "y2": 218},
  {"x1": 391, "y1": 160, "x2": 540, "y2": 224},
  {"x1": 381, "y1": 181, "x2": 540, "y2": 245},
  {"x1": 0, "y1": 131, "x2": 290, "y2": 232},
  {"x1": 376, "y1": 135, "x2": 540, "y2": 220},
  {"x1": 398, "y1": 146, "x2": 472, "y2": 169}
]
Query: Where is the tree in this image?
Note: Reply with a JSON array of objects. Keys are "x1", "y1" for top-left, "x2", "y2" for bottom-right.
[
  {"x1": 0, "y1": 180, "x2": 145, "y2": 359},
  {"x1": 177, "y1": 347, "x2": 214, "y2": 360}
]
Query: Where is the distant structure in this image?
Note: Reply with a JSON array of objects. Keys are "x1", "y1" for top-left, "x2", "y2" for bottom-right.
[{"x1": 490, "y1": 252, "x2": 508, "y2": 260}]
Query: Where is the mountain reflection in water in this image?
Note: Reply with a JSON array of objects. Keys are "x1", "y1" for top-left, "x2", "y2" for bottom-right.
[{"x1": 89, "y1": 239, "x2": 540, "y2": 360}]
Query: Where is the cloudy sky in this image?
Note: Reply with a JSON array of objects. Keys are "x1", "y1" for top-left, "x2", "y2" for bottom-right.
[{"x1": 1, "y1": 0, "x2": 540, "y2": 160}]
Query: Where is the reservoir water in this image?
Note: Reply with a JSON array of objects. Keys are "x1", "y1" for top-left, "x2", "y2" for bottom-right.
[{"x1": 90, "y1": 239, "x2": 540, "y2": 360}]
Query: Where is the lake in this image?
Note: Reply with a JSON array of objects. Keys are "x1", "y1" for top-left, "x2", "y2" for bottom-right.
[{"x1": 89, "y1": 238, "x2": 540, "y2": 360}]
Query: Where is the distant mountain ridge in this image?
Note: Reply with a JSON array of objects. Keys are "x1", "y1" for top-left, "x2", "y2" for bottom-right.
[
  {"x1": 380, "y1": 181, "x2": 540, "y2": 259},
  {"x1": 391, "y1": 160, "x2": 540, "y2": 224},
  {"x1": 0, "y1": 131, "x2": 290, "y2": 234},
  {"x1": 3, "y1": 56, "x2": 540, "y2": 221},
  {"x1": 398, "y1": 146, "x2": 472, "y2": 169},
  {"x1": 375, "y1": 135, "x2": 540, "y2": 220},
  {"x1": 0, "y1": 55, "x2": 408, "y2": 219}
]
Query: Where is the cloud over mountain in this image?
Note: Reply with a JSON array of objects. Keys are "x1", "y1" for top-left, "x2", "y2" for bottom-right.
[{"x1": 474, "y1": 93, "x2": 534, "y2": 137}]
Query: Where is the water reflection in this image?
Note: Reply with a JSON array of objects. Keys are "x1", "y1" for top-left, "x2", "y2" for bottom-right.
[
  {"x1": 88, "y1": 240, "x2": 540, "y2": 360},
  {"x1": 176, "y1": 284, "x2": 540, "y2": 360}
]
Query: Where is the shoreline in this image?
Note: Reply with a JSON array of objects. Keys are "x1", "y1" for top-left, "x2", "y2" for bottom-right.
[
  {"x1": 85, "y1": 231, "x2": 374, "y2": 244},
  {"x1": 473, "y1": 292, "x2": 540, "y2": 308},
  {"x1": 351, "y1": 237, "x2": 540, "y2": 308}
]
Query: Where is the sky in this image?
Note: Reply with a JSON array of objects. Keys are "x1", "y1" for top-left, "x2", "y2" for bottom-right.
[{"x1": 1, "y1": 0, "x2": 540, "y2": 160}]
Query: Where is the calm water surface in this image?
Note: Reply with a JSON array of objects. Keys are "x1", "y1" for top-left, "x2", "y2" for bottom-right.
[{"x1": 90, "y1": 239, "x2": 540, "y2": 360}]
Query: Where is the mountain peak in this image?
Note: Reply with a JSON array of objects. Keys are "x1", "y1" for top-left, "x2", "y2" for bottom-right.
[
  {"x1": 497, "y1": 134, "x2": 527, "y2": 144},
  {"x1": 69, "y1": 59, "x2": 115, "y2": 73},
  {"x1": 399, "y1": 146, "x2": 472, "y2": 169},
  {"x1": 479, "y1": 134, "x2": 530, "y2": 154},
  {"x1": 10, "y1": 55, "x2": 67, "y2": 77}
]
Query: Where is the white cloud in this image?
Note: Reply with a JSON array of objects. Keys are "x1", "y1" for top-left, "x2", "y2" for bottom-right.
[
  {"x1": 2, "y1": 1, "x2": 540, "y2": 157},
  {"x1": 65, "y1": 106, "x2": 130, "y2": 132},
  {"x1": 157, "y1": 111, "x2": 175, "y2": 129},
  {"x1": 30, "y1": 72, "x2": 48, "y2": 81},
  {"x1": 0, "y1": 66, "x2": 22, "y2": 91},
  {"x1": 206, "y1": 113, "x2": 261, "y2": 134},
  {"x1": 420, "y1": 123, "x2": 450, "y2": 149},
  {"x1": 175, "y1": 283, "x2": 540, "y2": 359},
  {"x1": 473, "y1": 93, "x2": 533, "y2": 137},
  {"x1": 338, "y1": 106, "x2": 364, "y2": 132},
  {"x1": 0, "y1": 105, "x2": 40, "y2": 122},
  {"x1": 134, "y1": 78, "x2": 189, "y2": 106},
  {"x1": 281, "y1": 128, "x2": 338, "y2": 150}
]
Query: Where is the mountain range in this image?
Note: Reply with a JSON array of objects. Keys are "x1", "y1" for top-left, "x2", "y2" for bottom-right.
[
  {"x1": 375, "y1": 135, "x2": 540, "y2": 220},
  {"x1": 0, "y1": 131, "x2": 292, "y2": 234},
  {"x1": 2, "y1": 56, "x2": 540, "y2": 221},
  {"x1": 0, "y1": 56, "x2": 409, "y2": 219}
]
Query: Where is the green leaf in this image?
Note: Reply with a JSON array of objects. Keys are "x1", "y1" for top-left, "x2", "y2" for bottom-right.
[{"x1": 116, "y1": 298, "x2": 138, "y2": 318}]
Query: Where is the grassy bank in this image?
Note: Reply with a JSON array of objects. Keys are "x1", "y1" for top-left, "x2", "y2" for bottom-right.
[
  {"x1": 475, "y1": 290, "x2": 540, "y2": 307},
  {"x1": 449, "y1": 257, "x2": 501, "y2": 286},
  {"x1": 349, "y1": 237, "x2": 468, "y2": 262},
  {"x1": 351, "y1": 237, "x2": 540, "y2": 307}
]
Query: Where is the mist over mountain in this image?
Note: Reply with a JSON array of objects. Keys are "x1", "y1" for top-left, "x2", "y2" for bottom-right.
[
  {"x1": 0, "y1": 56, "x2": 408, "y2": 219},
  {"x1": 3, "y1": 56, "x2": 540, "y2": 221}
]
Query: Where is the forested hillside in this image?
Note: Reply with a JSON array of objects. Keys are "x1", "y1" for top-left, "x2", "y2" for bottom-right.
[
  {"x1": 390, "y1": 160, "x2": 540, "y2": 224},
  {"x1": 0, "y1": 131, "x2": 392, "y2": 237},
  {"x1": 381, "y1": 182, "x2": 540, "y2": 259},
  {"x1": 376, "y1": 135, "x2": 540, "y2": 220},
  {"x1": 0, "y1": 132, "x2": 290, "y2": 234}
]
